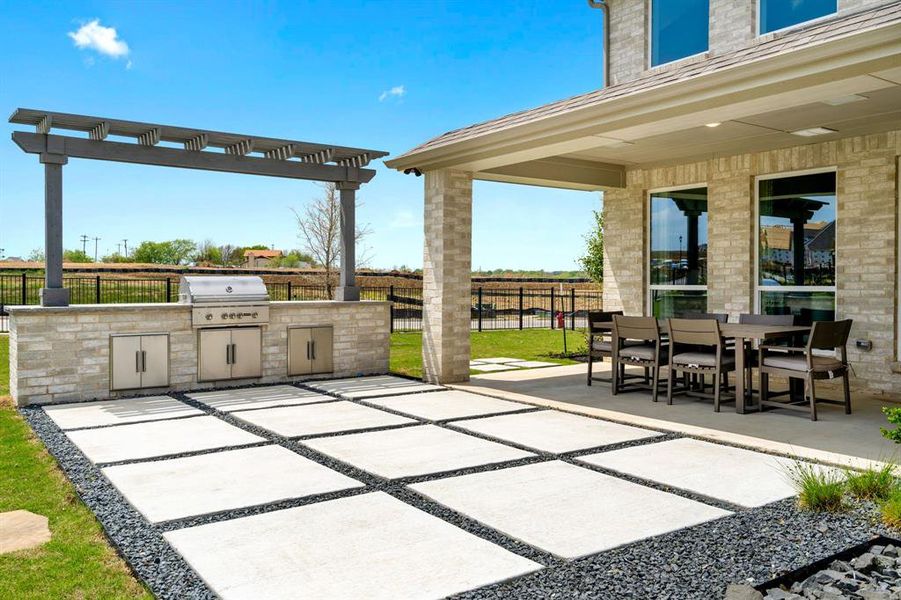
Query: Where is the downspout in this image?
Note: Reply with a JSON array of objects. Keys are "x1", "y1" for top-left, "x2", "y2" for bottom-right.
[{"x1": 587, "y1": 0, "x2": 610, "y2": 88}]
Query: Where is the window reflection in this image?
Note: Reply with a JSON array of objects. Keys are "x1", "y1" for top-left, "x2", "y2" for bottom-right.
[
  {"x1": 759, "y1": 172, "x2": 835, "y2": 287},
  {"x1": 650, "y1": 187, "x2": 708, "y2": 286},
  {"x1": 651, "y1": 0, "x2": 709, "y2": 66},
  {"x1": 760, "y1": 291, "x2": 835, "y2": 326},
  {"x1": 759, "y1": 0, "x2": 836, "y2": 34},
  {"x1": 652, "y1": 290, "x2": 707, "y2": 319}
]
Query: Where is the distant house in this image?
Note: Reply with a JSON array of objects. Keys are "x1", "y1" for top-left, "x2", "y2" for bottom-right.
[{"x1": 243, "y1": 249, "x2": 282, "y2": 268}]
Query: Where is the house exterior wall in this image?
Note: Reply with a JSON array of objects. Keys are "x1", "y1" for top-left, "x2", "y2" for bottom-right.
[
  {"x1": 606, "y1": 0, "x2": 894, "y2": 86},
  {"x1": 8, "y1": 300, "x2": 390, "y2": 406},
  {"x1": 422, "y1": 169, "x2": 473, "y2": 384},
  {"x1": 602, "y1": 130, "x2": 901, "y2": 395}
]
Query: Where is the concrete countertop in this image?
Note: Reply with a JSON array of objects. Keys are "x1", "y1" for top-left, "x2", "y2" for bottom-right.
[{"x1": 6, "y1": 300, "x2": 390, "y2": 314}]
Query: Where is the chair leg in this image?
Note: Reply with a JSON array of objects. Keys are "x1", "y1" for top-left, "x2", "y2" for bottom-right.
[
  {"x1": 587, "y1": 356, "x2": 593, "y2": 386},
  {"x1": 760, "y1": 372, "x2": 769, "y2": 412},
  {"x1": 651, "y1": 364, "x2": 660, "y2": 403},
  {"x1": 807, "y1": 375, "x2": 817, "y2": 421},
  {"x1": 666, "y1": 367, "x2": 675, "y2": 405},
  {"x1": 611, "y1": 360, "x2": 619, "y2": 395},
  {"x1": 843, "y1": 373, "x2": 851, "y2": 414},
  {"x1": 643, "y1": 367, "x2": 650, "y2": 385},
  {"x1": 714, "y1": 369, "x2": 721, "y2": 412}
]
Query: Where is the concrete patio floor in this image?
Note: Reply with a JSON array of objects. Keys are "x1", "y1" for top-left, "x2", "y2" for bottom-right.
[{"x1": 454, "y1": 363, "x2": 901, "y2": 466}]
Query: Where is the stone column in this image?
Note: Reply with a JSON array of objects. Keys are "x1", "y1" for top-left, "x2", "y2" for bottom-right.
[
  {"x1": 334, "y1": 181, "x2": 361, "y2": 301},
  {"x1": 40, "y1": 153, "x2": 69, "y2": 307},
  {"x1": 422, "y1": 169, "x2": 472, "y2": 383}
]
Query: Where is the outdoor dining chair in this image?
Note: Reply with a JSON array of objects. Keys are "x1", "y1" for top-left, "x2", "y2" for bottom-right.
[
  {"x1": 665, "y1": 318, "x2": 736, "y2": 412},
  {"x1": 586, "y1": 310, "x2": 623, "y2": 386},
  {"x1": 758, "y1": 319, "x2": 853, "y2": 421},
  {"x1": 612, "y1": 315, "x2": 667, "y2": 403},
  {"x1": 679, "y1": 312, "x2": 729, "y2": 323},
  {"x1": 738, "y1": 313, "x2": 796, "y2": 399}
]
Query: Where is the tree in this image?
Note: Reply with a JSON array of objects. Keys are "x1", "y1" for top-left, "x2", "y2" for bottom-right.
[
  {"x1": 217, "y1": 244, "x2": 243, "y2": 266},
  {"x1": 192, "y1": 239, "x2": 222, "y2": 266},
  {"x1": 63, "y1": 249, "x2": 91, "y2": 263},
  {"x1": 579, "y1": 209, "x2": 604, "y2": 284},
  {"x1": 101, "y1": 252, "x2": 130, "y2": 263},
  {"x1": 27, "y1": 248, "x2": 44, "y2": 262},
  {"x1": 132, "y1": 239, "x2": 197, "y2": 265},
  {"x1": 292, "y1": 183, "x2": 372, "y2": 295}
]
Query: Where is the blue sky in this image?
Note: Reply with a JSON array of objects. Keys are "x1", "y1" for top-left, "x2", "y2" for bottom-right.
[{"x1": 0, "y1": 1, "x2": 604, "y2": 270}]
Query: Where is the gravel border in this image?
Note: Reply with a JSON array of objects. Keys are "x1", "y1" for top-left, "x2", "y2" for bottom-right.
[{"x1": 20, "y1": 378, "x2": 892, "y2": 600}]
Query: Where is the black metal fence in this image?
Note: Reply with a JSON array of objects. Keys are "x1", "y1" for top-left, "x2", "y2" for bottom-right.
[{"x1": 0, "y1": 274, "x2": 602, "y2": 333}]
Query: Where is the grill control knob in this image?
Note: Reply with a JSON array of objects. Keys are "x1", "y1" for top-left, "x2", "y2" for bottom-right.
[
  {"x1": 229, "y1": 313, "x2": 236, "y2": 319},
  {"x1": 221, "y1": 313, "x2": 228, "y2": 319},
  {"x1": 251, "y1": 312, "x2": 258, "y2": 318},
  {"x1": 205, "y1": 313, "x2": 213, "y2": 321},
  {"x1": 236, "y1": 313, "x2": 243, "y2": 319}
]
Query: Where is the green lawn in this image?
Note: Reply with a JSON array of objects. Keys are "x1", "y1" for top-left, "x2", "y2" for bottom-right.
[
  {"x1": 0, "y1": 335, "x2": 152, "y2": 600},
  {"x1": 390, "y1": 328, "x2": 587, "y2": 379}
]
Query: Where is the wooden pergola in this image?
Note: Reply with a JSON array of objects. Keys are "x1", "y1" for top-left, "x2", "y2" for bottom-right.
[{"x1": 9, "y1": 108, "x2": 388, "y2": 306}]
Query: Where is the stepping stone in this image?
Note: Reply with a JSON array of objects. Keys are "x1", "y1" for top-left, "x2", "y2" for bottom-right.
[
  {"x1": 504, "y1": 360, "x2": 557, "y2": 368},
  {"x1": 67, "y1": 416, "x2": 264, "y2": 464},
  {"x1": 164, "y1": 492, "x2": 540, "y2": 599},
  {"x1": 578, "y1": 438, "x2": 802, "y2": 508},
  {"x1": 306, "y1": 375, "x2": 443, "y2": 399},
  {"x1": 0, "y1": 510, "x2": 51, "y2": 554},
  {"x1": 475, "y1": 357, "x2": 521, "y2": 364},
  {"x1": 44, "y1": 396, "x2": 202, "y2": 430},
  {"x1": 232, "y1": 401, "x2": 415, "y2": 438},
  {"x1": 188, "y1": 386, "x2": 332, "y2": 413},
  {"x1": 365, "y1": 390, "x2": 527, "y2": 421},
  {"x1": 471, "y1": 364, "x2": 520, "y2": 372},
  {"x1": 452, "y1": 410, "x2": 661, "y2": 453},
  {"x1": 303, "y1": 425, "x2": 533, "y2": 479},
  {"x1": 102, "y1": 445, "x2": 363, "y2": 523},
  {"x1": 411, "y1": 461, "x2": 730, "y2": 559},
  {"x1": 469, "y1": 361, "x2": 488, "y2": 367}
]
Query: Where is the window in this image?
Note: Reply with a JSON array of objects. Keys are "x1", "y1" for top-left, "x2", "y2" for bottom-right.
[
  {"x1": 757, "y1": 170, "x2": 836, "y2": 325},
  {"x1": 759, "y1": 0, "x2": 836, "y2": 35},
  {"x1": 650, "y1": 0, "x2": 709, "y2": 67},
  {"x1": 649, "y1": 186, "x2": 708, "y2": 318}
]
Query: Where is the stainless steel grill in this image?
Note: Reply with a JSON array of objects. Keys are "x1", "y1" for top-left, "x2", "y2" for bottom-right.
[{"x1": 178, "y1": 276, "x2": 270, "y2": 327}]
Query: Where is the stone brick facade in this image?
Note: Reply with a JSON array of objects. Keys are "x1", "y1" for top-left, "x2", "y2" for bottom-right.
[
  {"x1": 8, "y1": 301, "x2": 390, "y2": 406},
  {"x1": 607, "y1": 0, "x2": 647, "y2": 86},
  {"x1": 422, "y1": 169, "x2": 473, "y2": 384},
  {"x1": 602, "y1": 131, "x2": 901, "y2": 395}
]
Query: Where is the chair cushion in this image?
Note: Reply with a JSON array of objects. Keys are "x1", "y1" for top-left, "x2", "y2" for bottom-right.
[
  {"x1": 618, "y1": 344, "x2": 666, "y2": 362},
  {"x1": 763, "y1": 354, "x2": 844, "y2": 373},
  {"x1": 592, "y1": 339, "x2": 643, "y2": 352},
  {"x1": 672, "y1": 351, "x2": 735, "y2": 368}
]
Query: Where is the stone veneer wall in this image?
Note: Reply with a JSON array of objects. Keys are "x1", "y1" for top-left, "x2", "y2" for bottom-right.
[
  {"x1": 9, "y1": 301, "x2": 390, "y2": 406},
  {"x1": 602, "y1": 131, "x2": 900, "y2": 395},
  {"x1": 422, "y1": 169, "x2": 473, "y2": 384}
]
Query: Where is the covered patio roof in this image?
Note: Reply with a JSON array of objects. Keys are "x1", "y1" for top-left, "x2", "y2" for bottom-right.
[{"x1": 386, "y1": 3, "x2": 901, "y2": 190}]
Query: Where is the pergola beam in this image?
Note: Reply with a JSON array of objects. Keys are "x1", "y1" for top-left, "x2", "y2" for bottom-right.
[{"x1": 13, "y1": 132, "x2": 377, "y2": 183}]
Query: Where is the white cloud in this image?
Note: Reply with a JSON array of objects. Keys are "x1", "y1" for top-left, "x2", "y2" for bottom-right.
[
  {"x1": 68, "y1": 20, "x2": 130, "y2": 62},
  {"x1": 379, "y1": 85, "x2": 406, "y2": 102},
  {"x1": 389, "y1": 209, "x2": 419, "y2": 229}
]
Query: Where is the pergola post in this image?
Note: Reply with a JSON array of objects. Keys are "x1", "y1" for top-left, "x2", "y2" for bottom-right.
[
  {"x1": 422, "y1": 169, "x2": 473, "y2": 384},
  {"x1": 791, "y1": 217, "x2": 806, "y2": 285},
  {"x1": 334, "y1": 181, "x2": 361, "y2": 301},
  {"x1": 40, "y1": 152, "x2": 69, "y2": 307}
]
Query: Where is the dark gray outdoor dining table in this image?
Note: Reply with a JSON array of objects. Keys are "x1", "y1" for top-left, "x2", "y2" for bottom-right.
[{"x1": 592, "y1": 321, "x2": 811, "y2": 413}]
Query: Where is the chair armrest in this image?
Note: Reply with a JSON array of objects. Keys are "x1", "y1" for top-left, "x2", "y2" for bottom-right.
[{"x1": 759, "y1": 344, "x2": 807, "y2": 352}]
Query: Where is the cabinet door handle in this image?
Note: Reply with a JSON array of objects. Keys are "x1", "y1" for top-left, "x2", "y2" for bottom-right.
[
  {"x1": 135, "y1": 350, "x2": 141, "y2": 373},
  {"x1": 311, "y1": 340, "x2": 316, "y2": 361},
  {"x1": 231, "y1": 343, "x2": 237, "y2": 365},
  {"x1": 226, "y1": 344, "x2": 232, "y2": 365},
  {"x1": 306, "y1": 340, "x2": 310, "y2": 360}
]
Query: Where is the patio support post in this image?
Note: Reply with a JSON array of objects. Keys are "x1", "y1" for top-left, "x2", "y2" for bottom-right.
[
  {"x1": 686, "y1": 210, "x2": 700, "y2": 285},
  {"x1": 791, "y1": 217, "x2": 806, "y2": 285},
  {"x1": 335, "y1": 181, "x2": 361, "y2": 301},
  {"x1": 422, "y1": 169, "x2": 472, "y2": 383},
  {"x1": 40, "y1": 152, "x2": 69, "y2": 307}
]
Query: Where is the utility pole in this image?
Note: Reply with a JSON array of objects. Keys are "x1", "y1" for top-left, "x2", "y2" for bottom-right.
[
  {"x1": 80, "y1": 234, "x2": 90, "y2": 254},
  {"x1": 122, "y1": 239, "x2": 129, "y2": 258},
  {"x1": 93, "y1": 237, "x2": 101, "y2": 262}
]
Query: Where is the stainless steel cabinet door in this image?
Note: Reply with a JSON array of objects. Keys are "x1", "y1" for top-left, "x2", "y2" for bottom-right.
[
  {"x1": 110, "y1": 335, "x2": 142, "y2": 390},
  {"x1": 230, "y1": 327, "x2": 262, "y2": 380},
  {"x1": 310, "y1": 327, "x2": 333, "y2": 375},
  {"x1": 139, "y1": 334, "x2": 169, "y2": 388},
  {"x1": 287, "y1": 327, "x2": 313, "y2": 376},
  {"x1": 199, "y1": 329, "x2": 232, "y2": 382}
]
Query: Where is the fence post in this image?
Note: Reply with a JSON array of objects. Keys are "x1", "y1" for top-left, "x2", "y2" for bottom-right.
[
  {"x1": 21, "y1": 272, "x2": 27, "y2": 305},
  {"x1": 95, "y1": 275, "x2": 101, "y2": 304},
  {"x1": 518, "y1": 287, "x2": 523, "y2": 330},
  {"x1": 287, "y1": 280, "x2": 293, "y2": 301},
  {"x1": 570, "y1": 288, "x2": 576, "y2": 330},
  {"x1": 477, "y1": 287, "x2": 483, "y2": 332},
  {"x1": 389, "y1": 285, "x2": 394, "y2": 334},
  {"x1": 550, "y1": 287, "x2": 555, "y2": 330}
]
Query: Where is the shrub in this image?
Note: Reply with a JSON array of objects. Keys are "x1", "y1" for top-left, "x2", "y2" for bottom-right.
[
  {"x1": 783, "y1": 461, "x2": 846, "y2": 512},
  {"x1": 845, "y1": 464, "x2": 896, "y2": 501},
  {"x1": 881, "y1": 407, "x2": 901, "y2": 443},
  {"x1": 881, "y1": 488, "x2": 901, "y2": 529}
]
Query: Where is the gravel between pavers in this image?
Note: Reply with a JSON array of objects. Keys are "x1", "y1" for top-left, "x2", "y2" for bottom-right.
[{"x1": 21, "y1": 381, "x2": 893, "y2": 600}]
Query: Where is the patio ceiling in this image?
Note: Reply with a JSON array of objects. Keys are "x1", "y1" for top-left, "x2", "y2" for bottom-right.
[{"x1": 386, "y1": 4, "x2": 901, "y2": 191}]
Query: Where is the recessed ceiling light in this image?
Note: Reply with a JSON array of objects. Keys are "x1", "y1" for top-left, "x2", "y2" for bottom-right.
[
  {"x1": 790, "y1": 127, "x2": 837, "y2": 137},
  {"x1": 821, "y1": 94, "x2": 868, "y2": 106},
  {"x1": 705, "y1": 122, "x2": 721, "y2": 128}
]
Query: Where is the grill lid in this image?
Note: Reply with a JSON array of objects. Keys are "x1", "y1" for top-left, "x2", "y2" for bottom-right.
[{"x1": 178, "y1": 276, "x2": 269, "y2": 304}]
